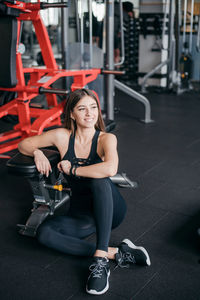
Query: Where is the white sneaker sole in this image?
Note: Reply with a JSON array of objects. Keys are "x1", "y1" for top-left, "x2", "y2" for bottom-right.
[
  {"x1": 122, "y1": 239, "x2": 151, "y2": 266},
  {"x1": 86, "y1": 270, "x2": 110, "y2": 295}
]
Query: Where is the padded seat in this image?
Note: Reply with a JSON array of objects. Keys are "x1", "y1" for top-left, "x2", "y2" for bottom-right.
[
  {"x1": 7, "y1": 149, "x2": 60, "y2": 177},
  {"x1": 7, "y1": 149, "x2": 69, "y2": 237}
]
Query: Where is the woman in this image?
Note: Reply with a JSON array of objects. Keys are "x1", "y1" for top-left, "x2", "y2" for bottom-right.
[{"x1": 18, "y1": 88, "x2": 151, "y2": 295}]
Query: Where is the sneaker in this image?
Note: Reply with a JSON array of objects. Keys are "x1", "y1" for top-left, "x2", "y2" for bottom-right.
[
  {"x1": 115, "y1": 238, "x2": 151, "y2": 268},
  {"x1": 86, "y1": 256, "x2": 110, "y2": 295}
]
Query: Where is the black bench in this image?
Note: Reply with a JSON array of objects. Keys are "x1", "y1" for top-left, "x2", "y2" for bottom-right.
[{"x1": 7, "y1": 149, "x2": 70, "y2": 236}]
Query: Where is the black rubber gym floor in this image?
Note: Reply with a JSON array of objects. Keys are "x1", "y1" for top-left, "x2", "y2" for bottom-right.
[{"x1": 1, "y1": 89, "x2": 200, "y2": 300}]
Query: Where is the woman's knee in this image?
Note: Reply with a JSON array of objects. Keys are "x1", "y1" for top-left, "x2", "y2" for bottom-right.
[
  {"x1": 112, "y1": 205, "x2": 126, "y2": 229},
  {"x1": 37, "y1": 222, "x2": 52, "y2": 245},
  {"x1": 89, "y1": 178, "x2": 112, "y2": 193}
]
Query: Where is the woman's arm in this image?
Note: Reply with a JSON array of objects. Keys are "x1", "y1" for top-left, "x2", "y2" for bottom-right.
[
  {"x1": 78, "y1": 133, "x2": 118, "y2": 178},
  {"x1": 18, "y1": 130, "x2": 57, "y2": 156},
  {"x1": 18, "y1": 128, "x2": 69, "y2": 176},
  {"x1": 61, "y1": 133, "x2": 119, "y2": 179}
]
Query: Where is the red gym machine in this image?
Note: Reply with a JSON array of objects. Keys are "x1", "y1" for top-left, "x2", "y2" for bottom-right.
[{"x1": 0, "y1": 0, "x2": 120, "y2": 154}]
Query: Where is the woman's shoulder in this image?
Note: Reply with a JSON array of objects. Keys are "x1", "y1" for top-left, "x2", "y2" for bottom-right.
[
  {"x1": 47, "y1": 128, "x2": 71, "y2": 145},
  {"x1": 99, "y1": 131, "x2": 117, "y2": 144},
  {"x1": 53, "y1": 127, "x2": 71, "y2": 138}
]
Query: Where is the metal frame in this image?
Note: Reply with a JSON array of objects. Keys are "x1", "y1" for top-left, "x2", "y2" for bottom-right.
[
  {"x1": 0, "y1": 0, "x2": 103, "y2": 154},
  {"x1": 189, "y1": 0, "x2": 194, "y2": 54},
  {"x1": 141, "y1": 59, "x2": 170, "y2": 93},
  {"x1": 166, "y1": 0, "x2": 176, "y2": 89},
  {"x1": 0, "y1": 0, "x2": 153, "y2": 156},
  {"x1": 115, "y1": 79, "x2": 153, "y2": 123},
  {"x1": 105, "y1": 0, "x2": 152, "y2": 123},
  {"x1": 105, "y1": 0, "x2": 115, "y2": 121},
  {"x1": 139, "y1": 0, "x2": 172, "y2": 92}
]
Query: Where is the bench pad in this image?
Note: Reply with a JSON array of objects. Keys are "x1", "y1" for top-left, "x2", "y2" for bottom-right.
[{"x1": 7, "y1": 149, "x2": 60, "y2": 177}]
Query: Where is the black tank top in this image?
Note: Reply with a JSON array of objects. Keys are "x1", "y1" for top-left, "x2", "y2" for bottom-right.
[
  {"x1": 63, "y1": 130, "x2": 102, "y2": 213},
  {"x1": 62, "y1": 130, "x2": 102, "y2": 167}
]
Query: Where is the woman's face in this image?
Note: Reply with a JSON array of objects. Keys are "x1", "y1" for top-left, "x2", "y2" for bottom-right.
[{"x1": 71, "y1": 96, "x2": 99, "y2": 129}]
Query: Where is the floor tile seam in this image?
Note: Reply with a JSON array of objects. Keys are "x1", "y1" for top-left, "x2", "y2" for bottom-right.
[
  {"x1": 134, "y1": 160, "x2": 167, "y2": 178},
  {"x1": 134, "y1": 211, "x2": 170, "y2": 243},
  {"x1": 43, "y1": 257, "x2": 62, "y2": 270},
  {"x1": 131, "y1": 271, "x2": 160, "y2": 299},
  {"x1": 136, "y1": 181, "x2": 168, "y2": 205},
  {"x1": 104, "y1": 290, "x2": 129, "y2": 300},
  {"x1": 66, "y1": 290, "x2": 129, "y2": 300},
  {"x1": 13, "y1": 255, "x2": 64, "y2": 271},
  {"x1": 0, "y1": 255, "x2": 63, "y2": 271},
  {"x1": 186, "y1": 138, "x2": 200, "y2": 149},
  {"x1": 135, "y1": 178, "x2": 200, "y2": 211},
  {"x1": 190, "y1": 159, "x2": 200, "y2": 166},
  {"x1": 136, "y1": 175, "x2": 200, "y2": 190},
  {"x1": 65, "y1": 290, "x2": 82, "y2": 300},
  {"x1": 131, "y1": 255, "x2": 178, "y2": 299},
  {"x1": 165, "y1": 207, "x2": 200, "y2": 218},
  {"x1": 135, "y1": 162, "x2": 176, "y2": 181},
  {"x1": 138, "y1": 199, "x2": 199, "y2": 219},
  {"x1": 137, "y1": 166, "x2": 200, "y2": 184},
  {"x1": 131, "y1": 251, "x2": 200, "y2": 300},
  {"x1": 64, "y1": 288, "x2": 128, "y2": 300}
]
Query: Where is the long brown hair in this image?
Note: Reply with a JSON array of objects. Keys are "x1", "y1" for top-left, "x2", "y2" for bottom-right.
[{"x1": 63, "y1": 89, "x2": 105, "y2": 132}]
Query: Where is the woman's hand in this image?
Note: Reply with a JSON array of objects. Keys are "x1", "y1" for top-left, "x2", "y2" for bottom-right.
[
  {"x1": 57, "y1": 160, "x2": 72, "y2": 175},
  {"x1": 33, "y1": 149, "x2": 52, "y2": 177}
]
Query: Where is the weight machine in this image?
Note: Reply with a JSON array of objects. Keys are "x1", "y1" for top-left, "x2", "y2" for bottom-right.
[
  {"x1": 140, "y1": 0, "x2": 172, "y2": 93},
  {"x1": 177, "y1": 0, "x2": 194, "y2": 92},
  {"x1": 0, "y1": 0, "x2": 122, "y2": 154},
  {"x1": 107, "y1": 0, "x2": 153, "y2": 123},
  {"x1": 140, "y1": 0, "x2": 198, "y2": 94}
]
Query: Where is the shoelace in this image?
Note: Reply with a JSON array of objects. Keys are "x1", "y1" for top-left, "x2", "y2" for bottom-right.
[
  {"x1": 116, "y1": 251, "x2": 136, "y2": 268},
  {"x1": 89, "y1": 259, "x2": 108, "y2": 278}
]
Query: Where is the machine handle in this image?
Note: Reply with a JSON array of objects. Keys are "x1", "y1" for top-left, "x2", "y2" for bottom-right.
[
  {"x1": 40, "y1": 2, "x2": 68, "y2": 9},
  {"x1": 110, "y1": 173, "x2": 138, "y2": 188},
  {"x1": 102, "y1": 69, "x2": 125, "y2": 75},
  {"x1": 39, "y1": 87, "x2": 69, "y2": 95}
]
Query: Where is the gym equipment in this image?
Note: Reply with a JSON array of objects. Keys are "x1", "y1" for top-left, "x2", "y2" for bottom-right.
[
  {"x1": 0, "y1": 0, "x2": 153, "y2": 159},
  {"x1": 0, "y1": 0, "x2": 123, "y2": 154},
  {"x1": 140, "y1": 0, "x2": 197, "y2": 93},
  {"x1": 7, "y1": 150, "x2": 137, "y2": 237},
  {"x1": 168, "y1": 0, "x2": 199, "y2": 93},
  {"x1": 119, "y1": 15, "x2": 139, "y2": 85},
  {"x1": 140, "y1": 1, "x2": 170, "y2": 93},
  {"x1": 179, "y1": 42, "x2": 193, "y2": 89},
  {"x1": 7, "y1": 149, "x2": 70, "y2": 237},
  {"x1": 115, "y1": 79, "x2": 153, "y2": 124},
  {"x1": 196, "y1": 14, "x2": 200, "y2": 53},
  {"x1": 106, "y1": 0, "x2": 153, "y2": 123},
  {"x1": 105, "y1": 0, "x2": 152, "y2": 123},
  {"x1": 178, "y1": 0, "x2": 194, "y2": 91}
]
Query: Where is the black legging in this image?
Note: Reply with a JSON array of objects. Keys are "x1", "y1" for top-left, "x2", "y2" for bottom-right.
[{"x1": 37, "y1": 178, "x2": 127, "y2": 256}]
